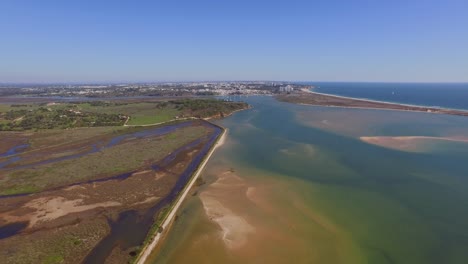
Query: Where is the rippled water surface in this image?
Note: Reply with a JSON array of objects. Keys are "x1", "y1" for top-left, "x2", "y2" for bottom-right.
[
  {"x1": 151, "y1": 96, "x2": 468, "y2": 264},
  {"x1": 313, "y1": 82, "x2": 468, "y2": 110}
]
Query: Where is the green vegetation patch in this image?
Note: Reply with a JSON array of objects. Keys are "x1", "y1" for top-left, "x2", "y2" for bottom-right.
[
  {"x1": 0, "y1": 104, "x2": 125, "y2": 131},
  {"x1": 29, "y1": 126, "x2": 125, "y2": 148},
  {"x1": 0, "y1": 125, "x2": 207, "y2": 195},
  {"x1": 126, "y1": 108, "x2": 180, "y2": 125},
  {"x1": 0, "y1": 218, "x2": 110, "y2": 264},
  {"x1": 0, "y1": 99, "x2": 248, "y2": 130},
  {"x1": 170, "y1": 99, "x2": 248, "y2": 118},
  {"x1": 0, "y1": 185, "x2": 40, "y2": 196},
  {"x1": 42, "y1": 254, "x2": 64, "y2": 264}
]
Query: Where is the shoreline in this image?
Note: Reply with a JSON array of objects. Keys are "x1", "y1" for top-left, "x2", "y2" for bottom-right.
[
  {"x1": 361, "y1": 135, "x2": 468, "y2": 143},
  {"x1": 135, "y1": 124, "x2": 227, "y2": 264},
  {"x1": 307, "y1": 90, "x2": 466, "y2": 110},
  {"x1": 125, "y1": 106, "x2": 252, "y2": 127},
  {"x1": 204, "y1": 105, "x2": 253, "y2": 120},
  {"x1": 277, "y1": 91, "x2": 468, "y2": 117}
]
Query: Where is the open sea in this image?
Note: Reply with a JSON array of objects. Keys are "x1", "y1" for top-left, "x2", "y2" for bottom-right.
[
  {"x1": 150, "y1": 85, "x2": 468, "y2": 264},
  {"x1": 312, "y1": 82, "x2": 468, "y2": 110}
]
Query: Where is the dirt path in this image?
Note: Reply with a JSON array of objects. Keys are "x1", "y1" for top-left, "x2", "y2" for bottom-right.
[
  {"x1": 123, "y1": 117, "x2": 196, "y2": 127},
  {"x1": 135, "y1": 127, "x2": 227, "y2": 264}
]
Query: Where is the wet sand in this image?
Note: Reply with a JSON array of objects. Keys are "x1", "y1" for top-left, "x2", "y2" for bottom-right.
[
  {"x1": 0, "y1": 121, "x2": 223, "y2": 264},
  {"x1": 151, "y1": 139, "x2": 362, "y2": 264},
  {"x1": 360, "y1": 136, "x2": 468, "y2": 152},
  {"x1": 295, "y1": 106, "x2": 468, "y2": 154},
  {"x1": 199, "y1": 171, "x2": 255, "y2": 249},
  {"x1": 151, "y1": 96, "x2": 468, "y2": 264},
  {"x1": 135, "y1": 126, "x2": 225, "y2": 264}
]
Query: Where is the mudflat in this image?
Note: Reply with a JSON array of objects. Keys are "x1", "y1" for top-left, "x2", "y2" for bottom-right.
[{"x1": 0, "y1": 120, "x2": 219, "y2": 263}]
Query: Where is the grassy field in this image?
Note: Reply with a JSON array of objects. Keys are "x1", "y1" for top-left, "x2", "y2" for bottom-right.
[
  {"x1": 0, "y1": 98, "x2": 243, "y2": 263},
  {"x1": 0, "y1": 218, "x2": 110, "y2": 264},
  {"x1": 0, "y1": 98, "x2": 245, "y2": 193},
  {"x1": 0, "y1": 99, "x2": 248, "y2": 130},
  {"x1": 0, "y1": 103, "x2": 125, "y2": 130},
  {"x1": 126, "y1": 108, "x2": 180, "y2": 125},
  {"x1": 28, "y1": 126, "x2": 125, "y2": 148},
  {"x1": 77, "y1": 102, "x2": 180, "y2": 125},
  {"x1": 0, "y1": 125, "x2": 207, "y2": 195}
]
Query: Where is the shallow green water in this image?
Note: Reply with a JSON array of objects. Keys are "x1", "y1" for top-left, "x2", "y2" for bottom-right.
[{"x1": 152, "y1": 96, "x2": 468, "y2": 264}]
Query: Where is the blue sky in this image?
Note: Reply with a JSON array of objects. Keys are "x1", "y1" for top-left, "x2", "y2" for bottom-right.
[{"x1": 1, "y1": 0, "x2": 467, "y2": 83}]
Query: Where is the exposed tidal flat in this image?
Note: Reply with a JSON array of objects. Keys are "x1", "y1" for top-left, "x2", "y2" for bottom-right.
[{"x1": 151, "y1": 96, "x2": 468, "y2": 264}]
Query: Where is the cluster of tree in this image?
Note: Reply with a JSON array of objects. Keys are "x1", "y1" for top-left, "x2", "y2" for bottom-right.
[
  {"x1": 4, "y1": 109, "x2": 30, "y2": 120},
  {"x1": 169, "y1": 99, "x2": 248, "y2": 118},
  {"x1": 195, "y1": 91, "x2": 216, "y2": 96},
  {"x1": 10, "y1": 104, "x2": 31, "y2": 108},
  {"x1": 0, "y1": 99, "x2": 249, "y2": 131},
  {"x1": 0, "y1": 107, "x2": 125, "y2": 131}
]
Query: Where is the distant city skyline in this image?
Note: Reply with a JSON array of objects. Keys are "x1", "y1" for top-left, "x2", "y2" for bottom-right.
[{"x1": 1, "y1": 0, "x2": 467, "y2": 83}]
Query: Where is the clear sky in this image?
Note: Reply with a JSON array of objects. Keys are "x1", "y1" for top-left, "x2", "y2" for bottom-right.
[{"x1": 1, "y1": 0, "x2": 467, "y2": 83}]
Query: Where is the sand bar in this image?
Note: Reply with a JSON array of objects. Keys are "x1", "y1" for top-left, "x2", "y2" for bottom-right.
[{"x1": 277, "y1": 91, "x2": 468, "y2": 117}]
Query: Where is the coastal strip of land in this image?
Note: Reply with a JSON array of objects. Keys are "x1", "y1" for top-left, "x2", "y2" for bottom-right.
[
  {"x1": 277, "y1": 91, "x2": 468, "y2": 117},
  {"x1": 135, "y1": 126, "x2": 227, "y2": 264},
  {"x1": 0, "y1": 98, "x2": 250, "y2": 263}
]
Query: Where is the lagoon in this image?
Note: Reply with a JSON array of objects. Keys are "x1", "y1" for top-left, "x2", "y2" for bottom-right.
[{"x1": 151, "y1": 96, "x2": 468, "y2": 264}]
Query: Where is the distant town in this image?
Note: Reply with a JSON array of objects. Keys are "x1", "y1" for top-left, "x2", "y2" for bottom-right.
[{"x1": 0, "y1": 82, "x2": 312, "y2": 98}]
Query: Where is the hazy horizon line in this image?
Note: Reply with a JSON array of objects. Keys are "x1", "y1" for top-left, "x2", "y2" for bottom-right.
[{"x1": 1, "y1": 80, "x2": 468, "y2": 86}]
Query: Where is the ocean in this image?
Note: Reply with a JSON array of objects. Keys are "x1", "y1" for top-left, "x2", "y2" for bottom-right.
[
  {"x1": 311, "y1": 82, "x2": 468, "y2": 110},
  {"x1": 150, "y1": 93, "x2": 468, "y2": 264}
]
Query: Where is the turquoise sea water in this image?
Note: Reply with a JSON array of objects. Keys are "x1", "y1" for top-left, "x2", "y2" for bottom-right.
[
  {"x1": 152, "y1": 96, "x2": 468, "y2": 264},
  {"x1": 311, "y1": 82, "x2": 468, "y2": 110}
]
